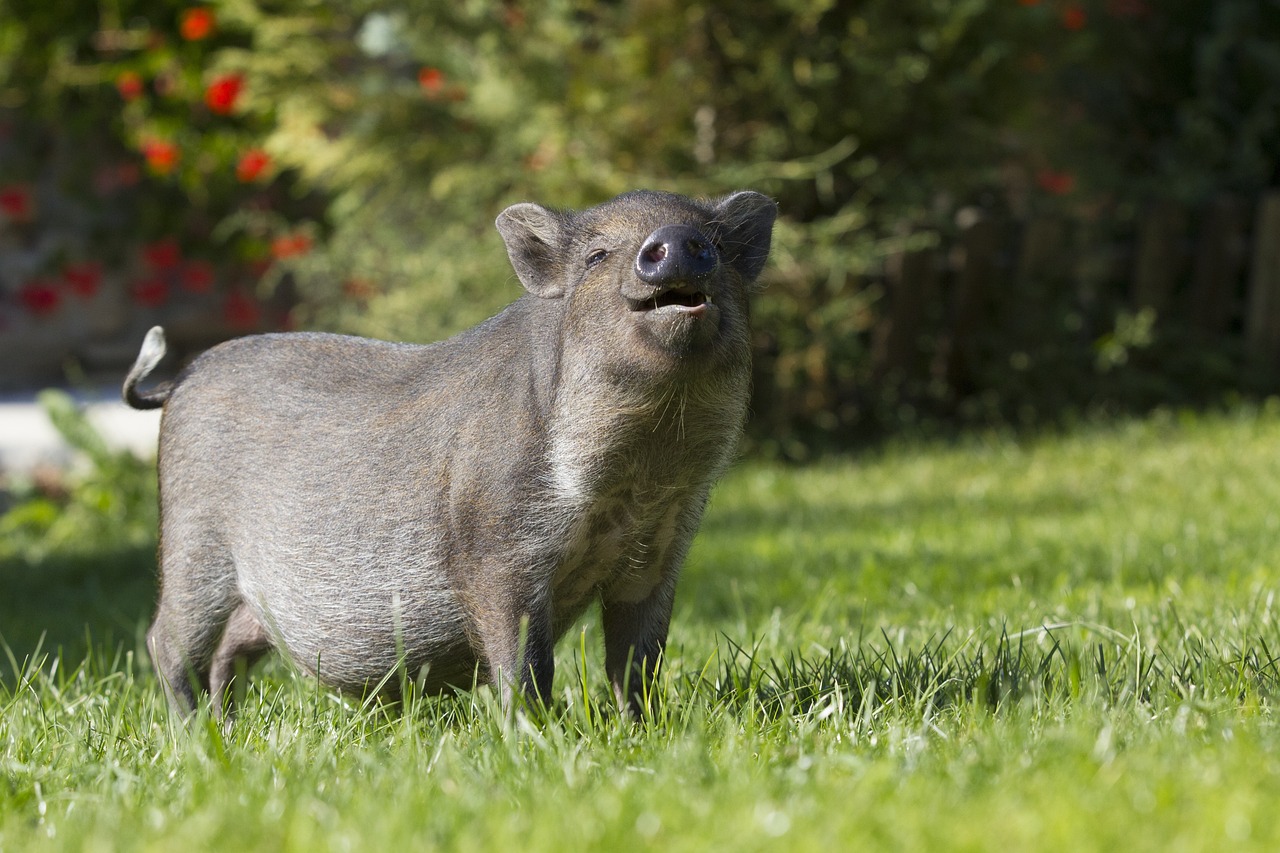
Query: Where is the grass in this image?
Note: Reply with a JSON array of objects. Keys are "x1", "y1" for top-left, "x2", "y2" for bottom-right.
[{"x1": 6, "y1": 405, "x2": 1280, "y2": 850}]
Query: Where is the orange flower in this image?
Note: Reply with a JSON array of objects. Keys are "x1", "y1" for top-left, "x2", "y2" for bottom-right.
[
  {"x1": 180, "y1": 8, "x2": 216, "y2": 40},
  {"x1": 418, "y1": 67, "x2": 445, "y2": 97},
  {"x1": 142, "y1": 139, "x2": 180, "y2": 174},
  {"x1": 1061, "y1": 4, "x2": 1087, "y2": 29},
  {"x1": 116, "y1": 71, "x2": 145, "y2": 101},
  {"x1": 205, "y1": 74, "x2": 244, "y2": 115},
  {"x1": 271, "y1": 233, "x2": 313, "y2": 259},
  {"x1": 236, "y1": 149, "x2": 272, "y2": 182}
]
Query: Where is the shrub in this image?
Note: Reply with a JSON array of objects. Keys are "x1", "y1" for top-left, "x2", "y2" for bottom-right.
[{"x1": 3, "y1": 1, "x2": 1277, "y2": 449}]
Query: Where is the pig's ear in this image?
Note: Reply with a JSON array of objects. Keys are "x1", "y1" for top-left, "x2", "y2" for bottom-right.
[
  {"x1": 713, "y1": 191, "x2": 778, "y2": 283},
  {"x1": 496, "y1": 203, "x2": 568, "y2": 298}
]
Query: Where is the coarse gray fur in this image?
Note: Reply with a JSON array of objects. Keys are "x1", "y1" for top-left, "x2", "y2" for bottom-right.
[{"x1": 124, "y1": 189, "x2": 777, "y2": 722}]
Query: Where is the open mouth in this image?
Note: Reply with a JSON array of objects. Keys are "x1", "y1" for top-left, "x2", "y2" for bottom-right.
[{"x1": 629, "y1": 284, "x2": 711, "y2": 312}]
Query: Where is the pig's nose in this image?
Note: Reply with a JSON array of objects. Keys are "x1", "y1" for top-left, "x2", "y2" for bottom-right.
[{"x1": 635, "y1": 225, "x2": 718, "y2": 285}]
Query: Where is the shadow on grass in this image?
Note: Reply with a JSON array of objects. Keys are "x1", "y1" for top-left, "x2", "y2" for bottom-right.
[{"x1": 0, "y1": 544, "x2": 156, "y2": 685}]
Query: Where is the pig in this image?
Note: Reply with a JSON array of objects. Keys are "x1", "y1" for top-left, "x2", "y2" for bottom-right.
[{"x1": 123, "y1": 189, "x2": 777, "y2": 722}]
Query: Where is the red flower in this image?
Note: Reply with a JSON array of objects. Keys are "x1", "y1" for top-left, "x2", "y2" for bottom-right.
[
  {"x1": 205, "y1": 74, "x2": 244, "y2": 115},
  {"x1": 19, "y1": 280, "x2": 60, "y2": 315},
  {"x1": 0, "y1": 184, "x2": 32, "y2": 220},
  {"x1": 180, "y1": 260, "x2": 216, "y2": 293},
  {"x1": 1061, "y1": 4, "x2": 1087, "y2": 29},
  {"x1": 236, "y1": 149, "x2": 272, "y2": 182},
  {"x1": 142, "y1": 139, "x2": 180, "y2": 175},
  {"x1": 180, "y1": 7, "x2": 216, "y2": 41},
  {"x1": 271, "y1": 233, "x2": 312, "y2": 259},
  {"x1": 116, "y1": 71, "x2": 145, "y2": 101},
  {"x1": 418, "y1": 67, "x2": 445, "y2": 97},
  {"x1": 224, "y1": 290, "x2": 261, "y2": 329},
  {"x1": 131, "y1": 277, "x2": 170, "y2": 308},
  {"x1": 63, "y1": 262, "x2": 103, "y2": 298},
  {"x1": 1036, "y1": 168, "x2": 1076, "y2": 195},
  {"x1": 142, "y1": 240, "x2": 182, "y2": 270}
]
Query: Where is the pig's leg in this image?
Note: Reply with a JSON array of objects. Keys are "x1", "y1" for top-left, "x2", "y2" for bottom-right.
[
  {"x1": 601, "y1": 497, "x2": 705, "y2": 718},
  {"x1": 146, "y1": 547, "x2": 239, "y2": 718},
  {"x1": 474, "y1": 590, "x2": 555, "y2": 714},
  {"x1": 601, "y1": 576, "x2": 675, "y2": 719},
  {"x1": 147, "y1": 609, "x2": 216, "y2": 717},
  {"x1": 209, "y1": 603, "x2": 273, "y2": 726}
]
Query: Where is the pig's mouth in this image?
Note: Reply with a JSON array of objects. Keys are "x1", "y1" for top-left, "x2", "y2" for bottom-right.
[{"x1": 628, "y1": 284, "x2": 711, "y2": 314}]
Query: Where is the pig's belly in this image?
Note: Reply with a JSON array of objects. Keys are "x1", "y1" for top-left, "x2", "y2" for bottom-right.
[{"x1": 235, "y1": 547, "x2": 476, "y2": 693}]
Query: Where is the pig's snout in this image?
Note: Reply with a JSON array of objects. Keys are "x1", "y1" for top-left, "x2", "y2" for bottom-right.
[{"x1": 635, "y1": 225, "x2": 718, "y2": 286}]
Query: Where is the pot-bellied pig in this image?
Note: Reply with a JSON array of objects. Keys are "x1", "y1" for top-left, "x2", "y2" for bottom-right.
[{"x1": 124, "y1": 189, "x2": 777, "y2": 721}]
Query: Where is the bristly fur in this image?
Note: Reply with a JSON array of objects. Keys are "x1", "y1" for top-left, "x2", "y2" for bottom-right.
[{"x1": 130, "y1": 189, "x2": 777, "y2": 723}]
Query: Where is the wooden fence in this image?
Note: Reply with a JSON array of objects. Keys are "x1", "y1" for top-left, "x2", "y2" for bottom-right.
[{"x1": 871, "y1": 190, "x2": 1280, "y2": 391}]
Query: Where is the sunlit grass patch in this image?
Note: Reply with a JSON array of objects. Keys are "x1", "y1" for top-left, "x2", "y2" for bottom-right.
[{"x1": 6, "y1": 405, "x2": 1280, "y2": 850}]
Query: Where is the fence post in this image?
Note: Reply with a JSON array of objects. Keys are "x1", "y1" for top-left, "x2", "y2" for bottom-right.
[
  {"x1": 1132, "y1": 200, "x2": 1188, "y2": 315},
  {"x1": 1187, "y1": 194, "x2": 1249, "y2": 336},
  {"x1": 941, "y1": 214, "x2": 1000, "y2": 390},
  {"x1": 1245, "y1": 191, "x2": 1280, "y2": 369},
  {"x1": 1016, "y1": 217, "x2": 1065, "y2": 290},
  {"x1": 873, "y1": 239, "x2": 940, "y2": 381}
]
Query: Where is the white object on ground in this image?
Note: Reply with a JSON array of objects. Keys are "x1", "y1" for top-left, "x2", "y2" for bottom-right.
[{"x1": 0, "y1": 397, "x2": 161, "y2": 474}]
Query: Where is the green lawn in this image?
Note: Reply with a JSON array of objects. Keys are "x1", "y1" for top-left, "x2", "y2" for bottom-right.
[{"x1": 5, "y1": 406, "x2": 1280, "y2": 850}]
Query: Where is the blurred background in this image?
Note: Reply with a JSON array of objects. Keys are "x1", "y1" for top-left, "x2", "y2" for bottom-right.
[{"x1": 1, "y1": 0, "x2": 1279, "y2": 460}]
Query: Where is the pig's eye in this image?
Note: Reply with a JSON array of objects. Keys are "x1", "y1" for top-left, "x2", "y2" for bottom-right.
[{"x1": 585, "y1": 249, "x2": 609, "y2": 269}]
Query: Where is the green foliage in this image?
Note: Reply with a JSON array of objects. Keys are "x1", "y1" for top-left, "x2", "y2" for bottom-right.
[
  {"x1": 0, "y1": 391, "x2": 156, "y2": 563},
  {"x1": 243, "y1": 0, "x2": 1280, "y2": 445},
  {"x1": 251, "y1": 0, "x2": 1051, "y2": 343},
  {"x1": 3, "y1": 1, "x2": 1278, "y2": 446}
]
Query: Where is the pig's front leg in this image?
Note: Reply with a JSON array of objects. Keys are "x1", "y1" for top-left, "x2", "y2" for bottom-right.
[
  {"x1": 473, "y1": 584, "x2": 555, "y2": 714},
  {"x1": 601, "y1": 572, "x2": 677, "y2": 718}
]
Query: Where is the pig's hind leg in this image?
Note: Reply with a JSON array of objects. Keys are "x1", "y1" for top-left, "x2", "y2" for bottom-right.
[
  {"x1": 147, "y1": 544, "x2": 241, "y2": 719},
  {"x1": 147, "y1": 608, "x2": 217, "y2": 718},
  {"x1": 209, "y1": 603, "x2": 273, "y2": 726}
]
